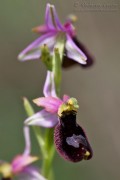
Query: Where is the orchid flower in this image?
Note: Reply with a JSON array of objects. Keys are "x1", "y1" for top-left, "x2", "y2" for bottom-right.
[
  {"x1": 24, "y1": 73, "x2": 93, "y2": 162},
  {"x1": 18, "y1": 3, "x2": 87, "y2": 65},
  {"x1": 0, "y1": 127, "x2": 46, "y2": 180},
  {"x1": 25, "y1": 95, "x2": 93, "y2": 162},
  {"x1": 24, "y1": 67, "x2": 77, "y2": 128}
]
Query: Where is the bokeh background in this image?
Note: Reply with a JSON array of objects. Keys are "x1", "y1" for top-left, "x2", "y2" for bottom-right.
[{"x1": 0, "y1": 0, "x2": 120, "y2": 179}]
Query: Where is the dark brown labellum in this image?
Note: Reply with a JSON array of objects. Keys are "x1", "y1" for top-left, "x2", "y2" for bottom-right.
[{"x1": 54, "y1": 111, "x2": 93, "y2": 162}]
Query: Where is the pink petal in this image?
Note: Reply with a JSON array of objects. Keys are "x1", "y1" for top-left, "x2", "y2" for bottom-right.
[
  {"x1": 18, "y1": 166, "x2": 46, "y2": 180},
  {"x1": 66, "y1": 34, "x2": 87, "y2": 64},
  {"x1": 33, "y1": 97, "x2": 62, "y2": 113},
  {"x1": 12, "y1": 155, "x2": 38, "y2": 174},
  {"x1": 64, "y1": 22, "x2": 75, "y2": 37},
  {"x1": 63, "y1": 95, "x2": 70, "y2": 102},
  {"x1": 45, "y1": 4, "x2": 64, "y2": 31},
  {"x1": 24, "y1": 110, "x2": 58, "y2": 128},
  {"x1": 18, "y1": 32, "x2": 56, "y2": 61},
  {"x1": 23, "y1": 126, "x2": 31, "y2": 156},
  {"x1": 43, "y1": 71, "x2": 57, "y2": 97},
  {"x1": 32, "y1": 25, "x2": 49, "y2": 34}
]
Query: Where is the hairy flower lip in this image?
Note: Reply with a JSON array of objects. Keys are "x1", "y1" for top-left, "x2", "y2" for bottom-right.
[{"x1": 54, "y1": 111, "x2": 93, "y2": 162}]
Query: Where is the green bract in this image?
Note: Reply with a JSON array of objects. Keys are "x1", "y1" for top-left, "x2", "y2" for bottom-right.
[{"x1": 41, "y1": 45, "x2": 53, "y2": 71}]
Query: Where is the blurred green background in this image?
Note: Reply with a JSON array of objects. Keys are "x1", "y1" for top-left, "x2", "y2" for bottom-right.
[{"x1": 0, "y1": 0, "x2": 120, "y2": 179}]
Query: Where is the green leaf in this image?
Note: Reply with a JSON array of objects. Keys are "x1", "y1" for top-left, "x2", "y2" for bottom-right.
[
  {"x1": 23, "y1": 97, "x2": 34, "y2": 116},
  {"x1": 23, "y1": 97, "x2": 46, "y2": 158}
]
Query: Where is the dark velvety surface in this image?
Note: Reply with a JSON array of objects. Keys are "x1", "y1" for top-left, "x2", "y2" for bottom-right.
[{"x1": 54, "y1": 111, "x2": 93, "y2": 162}]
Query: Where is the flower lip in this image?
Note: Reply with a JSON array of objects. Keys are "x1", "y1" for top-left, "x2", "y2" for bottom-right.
[{"x1": 54, "y1": 110, "x2": 93, "y2": 162}]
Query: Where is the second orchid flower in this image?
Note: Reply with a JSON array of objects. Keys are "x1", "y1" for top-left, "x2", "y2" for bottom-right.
[{"x1": 18, "y1": 3, "x2": 87, "y2": 65}]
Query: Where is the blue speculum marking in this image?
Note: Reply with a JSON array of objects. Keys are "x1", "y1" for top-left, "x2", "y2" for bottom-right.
[{"x1": 66, "y1": 134, "x2": 87, "y2": 148}]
